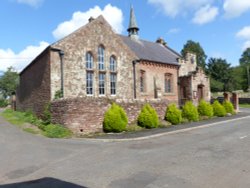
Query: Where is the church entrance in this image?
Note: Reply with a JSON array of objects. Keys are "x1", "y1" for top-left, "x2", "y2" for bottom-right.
[{"x1": 197, "y1": 84, "x2": 204, "y2": 101}]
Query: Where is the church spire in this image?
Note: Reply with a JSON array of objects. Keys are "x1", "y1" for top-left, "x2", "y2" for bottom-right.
[{"x1": 127, "y1": 5, "x2": 139, "y2": 40}]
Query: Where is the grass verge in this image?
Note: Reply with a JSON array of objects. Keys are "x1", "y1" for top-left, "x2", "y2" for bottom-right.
[
  {"x1": 1, "y1": 109, "x2": 72, "y2": 138},
  {"x1": 239, "y1": 104, "x2": 250, "y2": 108}
]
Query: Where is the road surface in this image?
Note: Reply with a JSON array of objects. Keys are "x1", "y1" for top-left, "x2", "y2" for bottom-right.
[{"x1": 0, "y1": 108, "x2": 250, "y2": 187}]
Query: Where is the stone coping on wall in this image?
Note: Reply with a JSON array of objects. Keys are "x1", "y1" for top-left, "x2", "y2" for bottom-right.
[
  {"x1": 51, "y1": 97, "x2": 176, "y2": 134},
  {"x1": 52, "y1": 97, "x2": 171, "y2": 103}
]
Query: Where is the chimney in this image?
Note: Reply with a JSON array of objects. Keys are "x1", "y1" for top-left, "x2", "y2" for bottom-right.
[
  {"x1": 156, "y1": 37, "x2": 167, "y2": 46},
  {"x1": 88, "y1": 17, "x2": 95, "y2": 23}
]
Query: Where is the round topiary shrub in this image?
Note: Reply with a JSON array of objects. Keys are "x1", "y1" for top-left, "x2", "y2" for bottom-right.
[
  {"x1": 103, "y1": 103, "x2": 128, "y2": 133},
  {"x1": 212, "y1": 100, "x2": 226, "y2": 117},
  {"x1": 198, "y1": 99, "x2": 214, "y2": 118},
  {"x1": 165, "y1": 103, "x2": 182, "y2": 125},
  {"x1": 182, "y1": 101, "x2": 199, "y2": 122},
  {"x1": 138, "y1": 104, "x2": 159, "y2": 128},
  {"x1": 223, "y1": 100, "x2": 235, "y2": 114}
]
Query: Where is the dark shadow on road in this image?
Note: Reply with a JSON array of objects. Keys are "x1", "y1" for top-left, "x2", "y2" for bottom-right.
[{"x1": 0, "y1": 177, "x2": 87, "y2": 188}]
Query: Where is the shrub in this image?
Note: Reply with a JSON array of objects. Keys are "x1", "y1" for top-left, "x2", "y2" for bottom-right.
[
  {"x1": 198, "y1": 99, "x2": 213, "y2": 118},
  {"x1": 137, "y1": 104, "x2": 159, "y2": 128},
  {"x1": 103, "y1": 103, "x2": 128, "y2": 132},
  {"x1": 223, "y1": 100, "x2": 235, "y2": 114},
  {"x1": 43, "y1": 103, "x2": 51, "y2": 125},
  {"x1": 54, "y1": 90, "x2": 63, "y2": 99},
  {"x1": 0, "y1": 99, "x2": 8, "y2": 107},
  {"x1": 182, "y1": 101, "x2": 199, "y2": 122},
  {"x1": 165, "y1": 103, "x2": 182, "y2": 125},
  {"x1": 2, "y1": 109, "x2": 71, "y2": 138},
  {"x1": 212, "y1": 100, "x2": 226, "y2": 117},
  {"x1": 23, "y1": 111, "x2": 40, "y2": 125},
  {"x1": 44, "y1": 124, "x2": 72, "y2": 138}
]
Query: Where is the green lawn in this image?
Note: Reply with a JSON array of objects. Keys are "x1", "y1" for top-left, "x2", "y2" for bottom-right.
[
  {"x1": 239, "y1": 104, "x2": 250, "y2": 108},
  {"x1": 1, "y1": 109, "x2": 72, "y2": 138}
]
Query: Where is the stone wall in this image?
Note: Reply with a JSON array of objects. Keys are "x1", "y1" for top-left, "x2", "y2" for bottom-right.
[
  {"x1": 179, "y1": 67, "x2": 210, "y2": 106},
  {"x1": 136, "y1": 61, "x2": 179, "y2": 101},
  {"x1": 16, "y1": 47, "x2": 51, "y2": 117},
  {"x1": 179, "y1": 52, "x2": 197, "y2": 77},
  {"x1": 179, "y1": 76, "x2": 192, "y2": 105},
  {"x1": 51, "y1": 97, "x2": 173, "y2": 134},
  {"x1": 51, "y1": 15, "x2": 137, "y2": 99},
  {"x1": 191, "y1": 68, "x2": 210, "y2": 105}
]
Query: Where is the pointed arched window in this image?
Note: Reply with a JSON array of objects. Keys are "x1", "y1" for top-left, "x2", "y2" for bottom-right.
[
  {"x1": 86, "y1": 52, "x2": 94, "y2": 95},
  {"x1": 86, "y1": 52, "x2": 93, "y2": 69},
  {"x1": 110, "y1": 55, "x2": 117, "y2": 95},
  {"x1": 98, "y1": 45, "x2": 105, "y2": 70},
  {"x1": 110, "y1": 55, "x2": 116, "y2": 72}
]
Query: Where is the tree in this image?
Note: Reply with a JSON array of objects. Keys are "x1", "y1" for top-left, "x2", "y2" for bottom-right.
[
  {"x1": 0, "y1": 67, "x2": 19, "y2": 99},
  {"x1": 239, "y1": 48, "x2": 250, "y2": 91},
  {"x1": 181, "y1": 40, "x2": 207, "y2": 69},
  {"x1": 230, "y1": 66, "x2": 245, "y2": 91},
  {"x1": 239, "y1": 48, "x2": 250, "y2": 66},
  {"x1": 206, "y1": 58, "x2": 232, "y2": 92}
]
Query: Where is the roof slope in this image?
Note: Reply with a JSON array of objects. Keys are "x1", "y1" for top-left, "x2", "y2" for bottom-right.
[{"x1": 120, "y1": 35, "x2": 181, "y2": 65}]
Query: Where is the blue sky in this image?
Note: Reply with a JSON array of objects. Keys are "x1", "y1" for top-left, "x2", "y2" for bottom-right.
[{"x1": 1, "y1": 0, "x2": 250, "y2": 72}]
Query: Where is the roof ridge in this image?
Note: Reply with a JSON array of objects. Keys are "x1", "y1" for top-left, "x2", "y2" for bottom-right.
[{"x1": 119, "y1": 34, "x2": 181, "y2": 57}]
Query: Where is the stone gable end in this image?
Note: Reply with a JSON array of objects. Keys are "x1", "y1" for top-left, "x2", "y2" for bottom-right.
[{"x1": 50, "y1": 15, "x2": 138, "y2": 99}]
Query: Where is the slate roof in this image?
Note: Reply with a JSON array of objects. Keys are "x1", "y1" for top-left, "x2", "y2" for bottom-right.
[{"x1": 119, "y1": 35, "x2": 181, "y2": 66}]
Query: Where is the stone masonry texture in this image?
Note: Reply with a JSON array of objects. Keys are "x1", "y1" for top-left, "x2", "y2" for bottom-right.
[
  {"x1": 16, "y1": 47, "x2": 51, "y2": 118},
  {"x1": 51, "y1": 16, "x2": 137, "y2": 100},
  {"x1": 51, "y1": 97, "x2": 170, "y2": 134},
  {"x1": 16, "y1": 15, "x2": 209, "y2": 134}
]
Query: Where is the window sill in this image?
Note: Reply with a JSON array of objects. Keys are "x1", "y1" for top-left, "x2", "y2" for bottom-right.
[
  {"x1": 140, "y1": 93, "x2": 148, "y2": 96},
  {"x1": 98, "y1": 70, "x2": 106, "y2": 73},
  {"x1": 163, "y1": 93, "x2": 175, "y2": 96},
  {"x1": 86, "y1": 94, "x2": 94, "y2": 97}
]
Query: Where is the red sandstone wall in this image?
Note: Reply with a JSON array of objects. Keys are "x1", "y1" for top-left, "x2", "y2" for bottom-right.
[
  {"x1": 16, "y1": 48, "x2": 51, "y2": 117},
  {"x1": 51, "y1": 98, "x2": 172, "y2": 134},
  {"x1": 136, "y1": 61, "x2": 179, "y2": 102}
]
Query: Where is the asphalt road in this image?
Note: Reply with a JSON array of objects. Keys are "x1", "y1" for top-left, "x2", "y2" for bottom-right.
[{"x1": 1, "y1": 108, "x2": 250, "y2": 188}]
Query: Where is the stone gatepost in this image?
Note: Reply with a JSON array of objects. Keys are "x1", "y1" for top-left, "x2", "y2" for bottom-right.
[
  {"x1": 11, "y1": 93, "x2": 16, "y2": 111},
  {"x1": 232, "y1": 93, "x2": 239, "y2": 112},
  {"x1": 223, "y1": 92, "x2": 230, "y2": 101}
]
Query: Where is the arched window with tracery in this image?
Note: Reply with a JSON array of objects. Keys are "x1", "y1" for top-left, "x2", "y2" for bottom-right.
[
  {"x1": 86, "y1": 52, "x2": 94, "y2": 95},
  {"x1": 98, "y1": 45, "x2": 105, "y2": 70}
]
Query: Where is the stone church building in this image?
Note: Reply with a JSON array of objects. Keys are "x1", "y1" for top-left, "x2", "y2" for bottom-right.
[{"x1": 16, "y1": 7, "x2": 210, "y2": 133}]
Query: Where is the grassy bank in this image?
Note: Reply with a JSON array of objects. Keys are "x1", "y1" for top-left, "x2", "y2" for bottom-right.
[
  {"x1": 239, "y1": 104, "x2": 250, "y2": 108},
  {"x1": 1, "y1": 109, "x2": 72, "y2": 138}
]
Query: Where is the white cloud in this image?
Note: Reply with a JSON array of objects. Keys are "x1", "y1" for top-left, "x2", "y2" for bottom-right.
[
  {"x1": 167, "y1": 28, "x2": 180, "y2": 34},
  {"x1": 16, "y1": 0, "x2": 43, "y2": 8},
  {"x1": 242, "y1": 41, "x2": 250, "y2": 50},
  {"x1": 148, "y1": 0, "x2": 214, "y2": 18},
  {"x1": 223, "y1": 0, "x2": 250, "y2": 18},
  {"x1": 0, "y1": 41, "x2": 49, "y2": 72},
  {"x1": 236, "y1": 26, "x2": 250, "y2": 50},
  {"x1": 52, "y1": 4, "x2": 123, "y2": 40},
  {"x1": 192, "y1": 5, "x2": 218, "y2": 25},
  {"x1": 236, "y1": 26, "x2": 250, "y2": 39}
]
